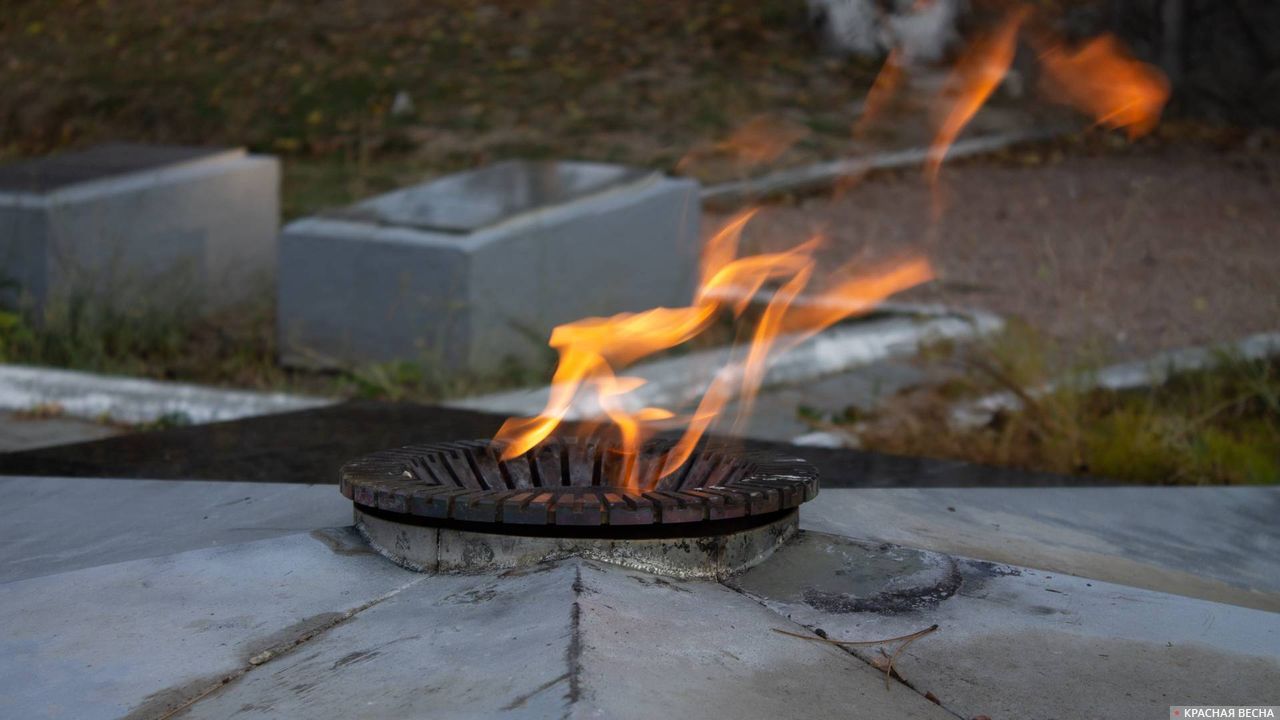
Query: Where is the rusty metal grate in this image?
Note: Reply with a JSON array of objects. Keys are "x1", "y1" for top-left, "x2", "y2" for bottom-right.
[{"x1": 340, "y1": 438, "x2": 817, "y2": 529}]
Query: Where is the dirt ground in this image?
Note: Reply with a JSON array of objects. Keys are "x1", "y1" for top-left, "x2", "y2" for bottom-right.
[{"x1": 720, "y1": 142, "x2": 1280, "y2": 361}]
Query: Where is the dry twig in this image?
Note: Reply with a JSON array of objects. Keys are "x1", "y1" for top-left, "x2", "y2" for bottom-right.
[{"x1": 772, "y1": 624, "x2": 939, "y2": 689}]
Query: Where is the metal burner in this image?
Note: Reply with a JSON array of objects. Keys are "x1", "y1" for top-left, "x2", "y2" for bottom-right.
[{"x1": 340, "y1": 437, "x2": 817, "y2": 529}]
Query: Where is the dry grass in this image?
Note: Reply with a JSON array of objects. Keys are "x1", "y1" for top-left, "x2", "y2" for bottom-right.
[
  {"x1": 1, "y1": 0, "x2": 885, "y2": 217},
  {"x1": 847, "y1": 325, "x2": 1280, "y2": 484},
  {"x1": 0, "y1": 295, "x2": 543, "y2": 401}
]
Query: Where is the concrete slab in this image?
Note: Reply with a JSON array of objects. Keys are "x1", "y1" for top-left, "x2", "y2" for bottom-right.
[
  {"x1": 571, "y1": 560, "x2": 952, "y2": 720},
  {"x1": 3, "y1": 478, "x2": 1275, "y2": 719},
  {"x1": 801, "y1": 487, "x2": 1280, "y2": 611},
  {"x1": 278, "y1": 161, "x2": 700, "y2": 373},
  {"x1": 180, "y1": 563, "x2": 580, "y2": 720},
  {"x1": 0, "y1": 530, "x2": 424, "y2": 720},
  {"x1": 0, "y1": 476, "x2": 349, "y2": 583},
  {"x1": 179, "y1": 559, "x2": 953, "y2": 720},
  {"x1": 733, "y1": 531, "x2": 1280, "y2": 720}
]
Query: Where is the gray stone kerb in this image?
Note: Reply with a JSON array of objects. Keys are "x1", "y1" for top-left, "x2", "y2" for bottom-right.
[
  {"x1": 452, "y1": 302, "x2": 1003, "y2": 418},
  {"x1": 0, "y1": 362, "x2": 332, "y2": 425},
  {"x1": 700, "y1": 129, "x2": 1062, "y2": 204},
  {"x1": 951, "y1": 331, "x2": 1280, "y2": 428}
]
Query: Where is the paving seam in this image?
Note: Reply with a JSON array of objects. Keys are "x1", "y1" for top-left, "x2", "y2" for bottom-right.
[
  {"x1": 144, "y1": 575, "x2": 429, "y2": 720},
  {"x1": 716, "y1": 572, "x2": 967, "y2": 720}
]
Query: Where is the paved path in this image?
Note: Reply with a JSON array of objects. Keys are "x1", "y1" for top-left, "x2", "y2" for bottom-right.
[{"x1": 0, "y1": 411, "x2": 120, "y2": 452}]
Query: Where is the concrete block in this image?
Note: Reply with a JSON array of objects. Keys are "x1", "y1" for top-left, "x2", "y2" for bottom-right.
[
  {"x1": 277, "y1": 160, "x2": 700, "y2": 373},
  {"x1": 0, "y1": 143, "x2": 279, "y2": 315}
]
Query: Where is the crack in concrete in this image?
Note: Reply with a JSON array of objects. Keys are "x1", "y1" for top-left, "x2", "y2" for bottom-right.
[
  {"x1": 138, "y1": 575, "x2": 428, "y2": 720},
  {"x1": 717, "y1": 575, "x2": 967, "y2": 720},
  {"x1": 563, "y1": 564, "x2": 584, "y2": 719},
  {"x1": 503, "y1": 672, "x2": 572, "y2": 711}
]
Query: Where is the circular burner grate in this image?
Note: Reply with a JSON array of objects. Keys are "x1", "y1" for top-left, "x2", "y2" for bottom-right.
[{"x1": 340, "y1": 438, "x2": 817, "y2": 529}]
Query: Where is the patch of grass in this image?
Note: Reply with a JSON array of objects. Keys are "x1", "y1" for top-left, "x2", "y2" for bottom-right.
[
  {"x1": 850, "y1": 327, "x2": 1280, "y2": 484},
  {"x1": 1074, "y1": 357, "x2": 1280, "y2": 483},
  {"x1": 3, "y1": 296, "x2": 195, "y2": 374},
  {"x1": 129, "y1": 411, "x2": 194, "y2": 432},
  {"x1": 0, "y1": 292, "x2": 543, "y2": 403},
  {"x1": 0, "y1": 309, "x2": 36, "y2": 363}
]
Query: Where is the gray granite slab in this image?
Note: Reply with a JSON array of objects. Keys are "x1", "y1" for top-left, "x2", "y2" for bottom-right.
[
  {"x1": 800, "y1": 487, "x2": 1280, "y2": 611},
  {"x1": 733, "y1": 531, "x2": 1280, "y2": 720},
  {"x1": 0, "y1": 530, "x2": 423, "y2": 720},
  {"x1": 0, "y1": 477, "x2": 349, "y2": 583}
]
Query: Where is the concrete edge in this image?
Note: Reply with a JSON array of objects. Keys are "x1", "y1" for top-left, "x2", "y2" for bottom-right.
[
  {"x1": 449, "y1": 302, "x2": 1004, "y2": 417},
  {"x1": 282, "y1": 171, "x2": 687, "y2": 250},
  {"x1": 951, "y1": 331, "x2": 1280, "y2": 427},
  {"x1": 0, "y1": 363, "x2": 335, "y2": 425},
  {"x1": 699, "y1": 128, "x2": 1062, "y2": 204},
  {"x1": 0, "y1": 150, "x2": 270, "y2": 208}
]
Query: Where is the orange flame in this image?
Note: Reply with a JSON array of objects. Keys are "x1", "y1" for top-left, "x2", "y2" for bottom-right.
[
  {"x1": 493, "y1": 8, "x2": 1169, "y2": 495},
  {"x1": 493, "y1": 211, "x2": 933, "y2": 491},
  {"x1": 926, "y1": 4, "x2": 1030, "y2": 184},
  {"x1": 1038, "y1": 34, "x2": 1170, "y2": 139},
  {"x1": 855, "y1": 48, "x2": 904, "y2": 137},
  {"x1": 659, "y1": 255, "x2": 932, "y2": 477}
]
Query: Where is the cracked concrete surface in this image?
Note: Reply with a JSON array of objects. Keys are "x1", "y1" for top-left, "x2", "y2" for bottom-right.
[
  {"x1": 734, "y1": 531, "x2": 1280, "y2": 719},
  {"x1": 0, "y1": 530, "x2": 425, "y2": 720},
  {"x1": 1, "y1": 479, "x2": 1277, "y2": 719},
  {"x1": 802, "y1": 486, "x2": 1280, "y2": 611}
]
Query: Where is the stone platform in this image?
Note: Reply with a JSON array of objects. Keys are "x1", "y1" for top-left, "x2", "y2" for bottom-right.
[{"x1": 0, "y1": 475, "x2": 1276, "y2": 719}]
